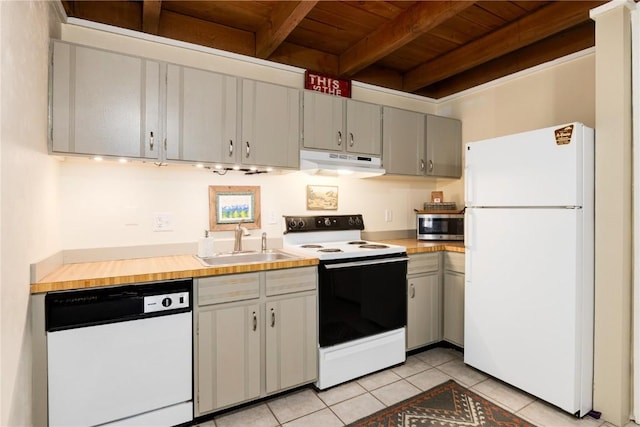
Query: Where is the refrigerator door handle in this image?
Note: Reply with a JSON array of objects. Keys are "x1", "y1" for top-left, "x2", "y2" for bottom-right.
[
  {"x1": 465, "y1": 166, "x2": 472, "y2": 206},
  {"x1": 465, "y1": 210, "x2": 472, "y2": 284}
]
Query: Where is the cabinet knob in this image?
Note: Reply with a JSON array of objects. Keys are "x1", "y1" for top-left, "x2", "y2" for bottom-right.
[
  {"x1": 349, "y1": 133, "x2": 354, "y2": 147},
  {"x1": 229, "y1": 140, "x2": 234, "y2": 157},
  {"x1": 337, "y1": 131, "x2": 342, "y2": 146},
  {"x1": 252, "y1": 311, "x2": 257, "y2": 331},
  {"x1": 429, "y1": 160, "x2": 433, "y2": 172},
  {"x1": 420, "y1": 159, "x2": 425, "y2": 171},
  {"x1": 149, "y1": 131, "x2": 154, "y2": 151},
  {"x1": 270, "y1": 308, "x2": 275, "y2": 327}
]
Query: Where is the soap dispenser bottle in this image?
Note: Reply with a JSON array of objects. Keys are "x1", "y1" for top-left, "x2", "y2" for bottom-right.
[{"x1": 197, "y1": 230, "x2": 215, "y2": 258}]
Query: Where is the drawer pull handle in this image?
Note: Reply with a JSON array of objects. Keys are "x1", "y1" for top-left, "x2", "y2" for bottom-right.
[
  {"x1": 337, "y1": 131, "x2": 342, "y2": 146},
  {"x1": 410, "y1": 283, "x2": 415, "y2": 298},
  {"x1": 270, "y1": 308, "x2": 275, "y2": 327},
  {"x1": 252, "y1": 311, "x2": 257, "y2": 331}
]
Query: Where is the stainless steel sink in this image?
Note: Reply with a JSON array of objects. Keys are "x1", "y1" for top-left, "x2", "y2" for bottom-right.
[{"x1": 195, "y1": 250, "x2": 302, "y2": 267}]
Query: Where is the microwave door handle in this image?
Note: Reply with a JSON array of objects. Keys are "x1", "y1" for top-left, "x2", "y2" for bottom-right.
[{"x1": 323, "y1": 257, "x2": 410, "y2": 270}]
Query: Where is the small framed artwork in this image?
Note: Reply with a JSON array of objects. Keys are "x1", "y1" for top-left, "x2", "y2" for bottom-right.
[
  {"x1": 209, "y1": 186, "x2": 261, "y2": 231},
  {"x1": 307, "y1": 185, "x2": 338, "y2": 210}
]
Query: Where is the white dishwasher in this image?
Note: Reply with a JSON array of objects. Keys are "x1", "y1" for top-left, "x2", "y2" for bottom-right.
[{"x1": 45, "y1": 279, "x2": 193, "y2": 427}]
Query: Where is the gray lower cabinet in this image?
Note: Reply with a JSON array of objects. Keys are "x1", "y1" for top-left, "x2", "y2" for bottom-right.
[
  {"x1": 442, "y1": 252, "x2": 465, "y2": 347},
  {"x1": 195, "y1": 267, "x2": 317, "y2": 416},
  {"x1": 406, "y1": 253, "x2": 442, "y2": 350}
]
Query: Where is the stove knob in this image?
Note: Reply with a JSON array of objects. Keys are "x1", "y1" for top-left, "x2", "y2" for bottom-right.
[
  {"x1": 348, "y1": 217, "x2": 355, "y2": 226},
  {"x1": 324, "y1": 218, "x2": 331, "y2": 227},
  {"x1": 355, "y1": 217, "x2": 362, "y2": 225},
  {"x1": 162, "y1": 297, "x2": 172, "y2": 307},
  {"x1": 298, "y1": 220, "x2": 305, "y2": 229},
  {"x1": 289, "y1": 220, "x2": 297, "y2": 229}
]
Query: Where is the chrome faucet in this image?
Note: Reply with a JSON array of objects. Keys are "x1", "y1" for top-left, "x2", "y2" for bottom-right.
[{"x1": 233, "y1": 221, "x2": 250, "y2": 252}]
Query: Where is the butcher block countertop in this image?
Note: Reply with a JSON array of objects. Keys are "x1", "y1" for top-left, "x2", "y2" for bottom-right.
[
  {"x1": 31, "y1": 240, "x2": 464, "y2": 294},
  {"x1": 31, "y1": 255, "x2": 319, "y2": 294},
  {"x1": 380, "y1": 239, "x2": 465, "y2": 254}
]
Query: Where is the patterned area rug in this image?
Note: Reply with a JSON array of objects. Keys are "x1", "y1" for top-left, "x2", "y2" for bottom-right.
[{"x1": 347, "y1": 379, "x2": 537, "y2": 427}]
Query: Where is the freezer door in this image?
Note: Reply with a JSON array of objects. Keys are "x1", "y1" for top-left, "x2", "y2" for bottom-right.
[
  {"x1": 465, "y1": 123, "x2": 593, "y2": 207},
  {"x1": 464, "y1": 207, "x2": 593, "y2": 416}
]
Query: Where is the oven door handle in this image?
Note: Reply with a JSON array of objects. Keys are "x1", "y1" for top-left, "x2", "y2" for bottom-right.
[{"x1": 323, "y1": 257, "x2": 410, "y2": 269}]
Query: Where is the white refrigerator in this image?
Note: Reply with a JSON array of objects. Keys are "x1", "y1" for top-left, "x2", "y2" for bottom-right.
[{"x1": 464, "y1": 122, "x2": 594, "y2": 417}]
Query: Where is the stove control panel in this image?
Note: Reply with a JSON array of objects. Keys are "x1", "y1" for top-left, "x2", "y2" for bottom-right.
[{"x1": 284, "y1": 215, "x2": 364, "y2": 232}]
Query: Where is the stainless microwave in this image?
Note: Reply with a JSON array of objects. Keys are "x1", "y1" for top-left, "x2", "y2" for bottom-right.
[{"x1": 417, "y1": 213, "x2": 464, "y2": 241}]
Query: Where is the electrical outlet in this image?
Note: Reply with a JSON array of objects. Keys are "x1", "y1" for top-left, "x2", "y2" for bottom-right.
[
  {"x1": 153, "y1": 212, "x2": 174, "y2": 232},
  {"x1": 384, "y1": 209, "x2": 393, "y2": 222}
]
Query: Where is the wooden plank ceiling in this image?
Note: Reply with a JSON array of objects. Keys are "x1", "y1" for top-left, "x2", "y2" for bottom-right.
[{"x1": 61, "y1": 0, "x2": 606, "y2": 99}]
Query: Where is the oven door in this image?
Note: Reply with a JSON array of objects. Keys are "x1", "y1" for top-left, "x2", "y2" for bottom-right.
[{"x1": 318, "y1": 255, "x2": 408, "y2": 348}]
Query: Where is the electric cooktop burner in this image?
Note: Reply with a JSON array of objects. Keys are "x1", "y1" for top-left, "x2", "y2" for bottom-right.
[
  {"x1": 347, "y1": 241, "x2": 368, "y2": 245},
  {"x1": 360, "y1": 244, "x2": 389, "y2": 249},
  {"x1": 301, "y1": 244, "x2": 323, "y2": 248},
  {"x1": 318, "y1": 248, "x2": 343, "y2": 253}
]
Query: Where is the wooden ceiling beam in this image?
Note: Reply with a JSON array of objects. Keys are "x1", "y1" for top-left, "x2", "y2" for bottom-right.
[
  {"x1": 256, "y1": 1, "x2": 319, "y2": 59},
  {"x1": 403, "y1": 1, "x2": 602, "y2": 92},
  {"x1": 159, "y1": 10, "x2": 255, "y2": 57},
  {"x1": 339, "y1": 1, "x2": 477, "y2": 77},
  {"x1": 142, "y1": 0, "x2": 162, "y2": 35},
  {"x1": 417, "y1": 21, "x2": 595, "y2": 99},
  {"x1": 269, "y1": 42, "x2": 339, "y2": 75}
]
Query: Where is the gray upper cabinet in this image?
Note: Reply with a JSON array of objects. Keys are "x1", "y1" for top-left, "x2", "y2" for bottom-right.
[
  {"x1": 382, "y1": 106, "x2": 424, "y2": 175},
  {"x1": 166, "y1": 64, "x2": 237, "y2": 164},
  {"x1": 50, "y1": 41, "x2": 161, "y2": 159},
  {"x1": 425, "y1": 114, "x2": 462, "y2": 178},
  {"x1": 241, "y1": 80, "x2": 300, "y2": 169},
  {"x1": 303, "y1": 91, "x2": 382, "y2": 156},
  {"x1": 383, "y1": 109, "x2": 461, "y2": 178}
]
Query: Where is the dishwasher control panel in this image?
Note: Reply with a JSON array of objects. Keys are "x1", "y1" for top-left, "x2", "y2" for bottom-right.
[{"x1": 144, "y1": 292, "x2": 190, "y2": 313}]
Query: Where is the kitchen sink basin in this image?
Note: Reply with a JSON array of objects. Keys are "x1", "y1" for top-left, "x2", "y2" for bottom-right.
[{"x1": 195, "y1": 250, "x2": 302, "y2": 266}]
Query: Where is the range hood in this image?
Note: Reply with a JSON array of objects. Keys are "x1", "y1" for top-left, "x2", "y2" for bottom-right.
[{"x1": 299, "y1": 150, "x2": 385, "y2": 178}]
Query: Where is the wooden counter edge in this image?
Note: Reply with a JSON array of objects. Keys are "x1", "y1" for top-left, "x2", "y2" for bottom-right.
[{"x1": 31, "y1": 257, "x2": 319, "y2": 294}]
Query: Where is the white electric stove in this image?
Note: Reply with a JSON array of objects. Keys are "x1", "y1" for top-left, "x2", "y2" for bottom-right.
[{"x1": 283, "y1": 215, "x2": 408, "y2": 389}]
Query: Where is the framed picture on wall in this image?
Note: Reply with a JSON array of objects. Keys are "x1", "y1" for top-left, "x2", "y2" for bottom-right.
[
  {"x1": 209, "y1": 186, "x2": 261, "y2": 230},
  {"x1": 306, "y1": 185, "x2": 338, "y2": 210}
]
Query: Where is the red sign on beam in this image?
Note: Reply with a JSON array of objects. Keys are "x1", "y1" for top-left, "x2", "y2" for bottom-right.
[{"x1": 304, "y1": 71, "x2": 351, "y2": 98}]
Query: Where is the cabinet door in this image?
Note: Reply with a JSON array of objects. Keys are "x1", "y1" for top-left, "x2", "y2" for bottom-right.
[
  {"x1": 197, "y1": 303, "x2": 260, "y2": 415},
  {"x1": 241, "y1": 80, "x2": 300, "y2": 168},
  {"x1": 407, "y1": 273, "x2": 441, "y2": 350},
  {"x1": 166, "y1": 65, "x2": 237, "y2": 164},
  {"x1": 346, "y1": 99, "x2": 382, "y2": 156},
  {"x1": 302, "y1": 91, "x2": 344, "y2": 151},
  {"x1": 50, "y1": 42, "x2": 160, "y2": 159},
  {"x1": 382, "y1": 106, "x2": 424, "y2": 175},
  {"x1": 443, "y1": 271, "x2": 465, "y2": 347},
  {"x1": 265, "y1": 295, "x2": 317, "y2": 394},
  {"x1": 425, "y1": 114, "x2": 462, "y2": 178}
]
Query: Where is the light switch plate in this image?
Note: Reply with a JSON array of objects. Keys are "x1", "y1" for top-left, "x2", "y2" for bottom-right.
[{"x1": 153, "y1": 212, "x2": 174, "y2": 232}]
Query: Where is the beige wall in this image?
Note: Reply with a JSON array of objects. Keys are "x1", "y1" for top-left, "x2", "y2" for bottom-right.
[
  {"x1": 592, "y1": 3, "x2": 634, "y2": 426},
  {"x1": 0, "y1": 1, "x2": 62, "y2": 425},
  {"x1": 435, "y1": 52, "x2": 596, "y2": 208}
]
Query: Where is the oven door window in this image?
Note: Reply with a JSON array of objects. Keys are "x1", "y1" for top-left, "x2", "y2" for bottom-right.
[{"x1": 318, "y1": 258, "x2": 407, "y2": 348}]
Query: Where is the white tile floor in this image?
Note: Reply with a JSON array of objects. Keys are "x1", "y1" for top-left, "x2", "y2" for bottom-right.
[{"x1": 196, "y1": 347, "x2": 638, "y2": 427}]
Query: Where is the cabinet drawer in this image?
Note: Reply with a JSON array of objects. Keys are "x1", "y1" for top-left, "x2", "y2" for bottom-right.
[
  {"x1": 197, "y1": 273, "x2": 260, "y2": 306},
  {"x1": 443, "y1": 252, "x2": 465, "y2": 273},
  {"x1": 407, "y1": 253, "x2": 440, "y2": 275},
  {"x1": 266, "y1": 267, "x2": 317, "y2": 296}
]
